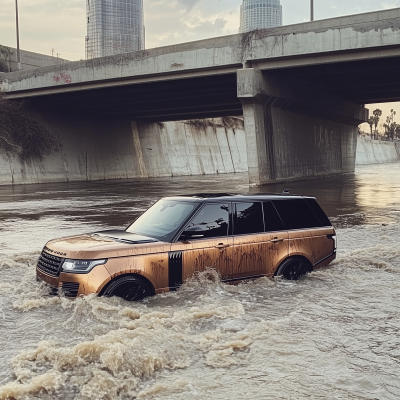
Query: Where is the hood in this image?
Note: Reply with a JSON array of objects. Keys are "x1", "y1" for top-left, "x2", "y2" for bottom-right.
[
  {"x1": 92, "y1": 230, "x2": 159, "y2": 244},
  {"x1": 44, "y1": 230, "x2": 170, "y2": 260}
]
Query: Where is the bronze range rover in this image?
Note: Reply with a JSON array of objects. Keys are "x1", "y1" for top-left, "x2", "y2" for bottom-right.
[{"x1": 36, "y1": 193, "x2": 336, "y2": 300}]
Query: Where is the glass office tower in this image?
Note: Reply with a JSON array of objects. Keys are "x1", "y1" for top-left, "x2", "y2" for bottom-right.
[
  {"x1": 86, "y1": 0, "x2": 145, "y2": 59},
  {"x1": 239, "y1": 0, "x2": 282, "y2": 33}
]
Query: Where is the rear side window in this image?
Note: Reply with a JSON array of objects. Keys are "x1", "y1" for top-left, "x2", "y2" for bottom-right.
[
  {"x1": 305, "y1": 198, "x2": 332, "y2": 227},
  {"x1": 263, "y1": 201, "x2": 285, "y2": 232},
  {"x1": 272, "y1": 199, "x2": 321, "y2": 230},
  {"x1": 234, "y1": 202, "x2": 264, "y2": 235}
]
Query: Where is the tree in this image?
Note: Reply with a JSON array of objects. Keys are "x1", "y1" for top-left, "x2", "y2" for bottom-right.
[
  {"x1": 0, "y1": 91, "x2": 60, "y2": 160},
  {"x1": 385, "y1": 116, "x2": 392, "y2": 139},
  {"x1": 395, "y1": 124, "x2": 400, "y2": 140},
  {"x1": 367, "y1": 116, "x2": 374, "y2": 138},
  {"x1": 391, "y1": 109, "x2": 397, "y2": 123},
  {"x1": 389, "y1": 122, "x2": 397, "y2": 140},
  {"x1": 383, "y1": 123, "x2": 389, "y2": 138},
  {"x1": 0, "y1": 45, "x2": 13, "y2": 73},
  {"x1": 372, "y1": 109, "x2": 382, "y2": 140}
]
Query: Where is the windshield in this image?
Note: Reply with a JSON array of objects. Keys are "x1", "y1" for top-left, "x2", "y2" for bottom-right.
[{"x1": 126, "y1": 200, "x2": 197, "y2": 241}]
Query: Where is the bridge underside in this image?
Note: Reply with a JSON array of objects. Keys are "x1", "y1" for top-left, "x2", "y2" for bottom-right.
[
  {"x1": 31, "y1": 73, "x2": 243, "y2": 122},
  {"x1": 272, "y1": 55, "x2": 400, "y2": 104},
  {"x1": 27, "y1": 55, "x2": 400, "y2": 123},
  {"x1": 12, "y1": 55, "x2": 400, "y2": 185}
]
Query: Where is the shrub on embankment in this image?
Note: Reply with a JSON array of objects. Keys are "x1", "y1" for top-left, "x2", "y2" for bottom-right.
[{"x1": 0, "y1": 91, "x2": 60, "y2": 160}]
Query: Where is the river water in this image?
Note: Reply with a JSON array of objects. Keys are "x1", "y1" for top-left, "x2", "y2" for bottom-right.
[{"x1": 0, "y1": 163, "x2": 400, "y2": 400}]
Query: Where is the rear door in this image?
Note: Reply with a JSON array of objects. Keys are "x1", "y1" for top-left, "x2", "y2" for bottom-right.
[
  {"x1": 170, "y1": 202, "x2": 234, "y2": 284},
  {"x1": 232, "y1": 201, "x2": 289, "y2": 279},
  {"x1": 272, "y1": 199, "x2": 331, "y2": 267}
]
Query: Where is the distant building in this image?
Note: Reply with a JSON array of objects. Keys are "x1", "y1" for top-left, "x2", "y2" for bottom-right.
[
  {"x1": 239, "y1": 0, "x2": 283, "y2": 33},
  {"x1": 86, "y1": 0, "x2": 145, "y2": 59},
  {"x1": 0, "y1": 45, "x2": 68, "y2": 73}
]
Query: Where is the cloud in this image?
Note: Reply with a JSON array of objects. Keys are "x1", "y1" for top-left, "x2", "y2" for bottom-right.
[
  {"x1": 176, "y1": 0, "x2": 202, "y2": 12},
  {"x1": 144, "y1": 0, "x2": 236, "y2": 48}
]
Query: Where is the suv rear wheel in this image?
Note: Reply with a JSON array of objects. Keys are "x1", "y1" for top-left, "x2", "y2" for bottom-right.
[
  {"x1": 275, "y1": 257, "x2": 312, "y2": 280},
  {"x1": 103, "y1": 275, "x2": 153, "y2": 301}
]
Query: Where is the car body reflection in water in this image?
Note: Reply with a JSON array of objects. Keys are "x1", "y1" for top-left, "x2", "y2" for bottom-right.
[{"x1": 0, "y1": 162, "x2": 399, "y2": 399}]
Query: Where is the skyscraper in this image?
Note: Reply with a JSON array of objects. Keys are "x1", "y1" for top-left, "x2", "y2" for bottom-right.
[
  {"x1": 239, "y1": 0, "x2": 283, "y2": 33},
  {"x1": 86, "y1": 0, "x2": 145, "y2": 59}
]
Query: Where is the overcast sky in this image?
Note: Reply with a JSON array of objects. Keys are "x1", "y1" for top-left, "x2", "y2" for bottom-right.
[{"x1": 1, "y1": 0, "x2": 400, "y2": 120}]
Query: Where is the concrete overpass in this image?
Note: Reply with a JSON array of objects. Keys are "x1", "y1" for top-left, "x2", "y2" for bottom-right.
[{"x1": 2, "y1": 8, "x2": 400, "y2": 185}]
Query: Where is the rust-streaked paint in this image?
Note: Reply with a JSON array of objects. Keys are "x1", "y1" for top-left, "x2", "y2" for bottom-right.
[
  {"x1": 288, "y1": 227, "x2": 336, "y2": 267},
  {"x1": 233, "y1": 231, "x2": 289, "y2": 278},
  {"x1": 37, "y1": 226, "x2": 336, "y2": 299},
  {"x1": 171, "y1": 236, "x2": 234, "y2": 281},
  {"x1": 101, "y1": 253, "x2": 170, "y2": 294}
]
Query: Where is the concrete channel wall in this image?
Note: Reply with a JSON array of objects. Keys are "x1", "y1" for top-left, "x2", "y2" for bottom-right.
[
  {"x1": 356, "y1": 137, "x2": 400, "y2": 165},
  {"x1": 0, "y1": 126, "x2": 398, "y2": 186},
  {"x1": 0, "y1": 118, "x2": 247, "y2": 186}
]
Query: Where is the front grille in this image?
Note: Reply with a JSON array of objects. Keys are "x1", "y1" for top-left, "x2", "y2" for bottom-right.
[
  {"x1": 37, "y1": 251, "x2": 64, "y2": 277},
  {"x1": 61, "y1": 282, "x2": 80, "y2": 298}
]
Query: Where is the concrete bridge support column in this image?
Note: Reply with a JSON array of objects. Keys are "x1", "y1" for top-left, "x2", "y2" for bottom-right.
[
  {"x1": 241, "y1": 101, "x2": 274, "y2": 184},
  {"x1": 237, "y1": 68, "x2": 367, "y2": 186}
]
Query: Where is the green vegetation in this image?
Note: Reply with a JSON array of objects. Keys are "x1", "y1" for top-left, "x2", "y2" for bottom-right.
[
  {"x1": 364, "y1": 108, "x2": 400, "y2": 141},
  {"x1": 382, "y1": 109, "x2": 400, "y2": 140},
  {"x1": 0, "y1": 91, "x2": 61, "y2": 160},
  {"x1": 0, "y1": 45, "x2": 13, "y2": 73}
]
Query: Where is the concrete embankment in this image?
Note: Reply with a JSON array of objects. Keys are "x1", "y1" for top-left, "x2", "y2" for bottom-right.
[
  {"x1": 1, "y1": 123, "x2": 398, "y2": 186},
  {"x1": 0, "y1": 118, "x2": 247, "y2": 185},
  {"x1": 356, "y1": 137, "x2": 400, "y2": 165}
]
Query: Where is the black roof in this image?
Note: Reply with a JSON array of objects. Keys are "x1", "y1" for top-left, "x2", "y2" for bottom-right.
[{"x1": 163, "y1": 193, "x2": 314, "y2": 202}]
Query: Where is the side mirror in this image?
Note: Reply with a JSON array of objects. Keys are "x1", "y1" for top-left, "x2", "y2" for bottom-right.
[{"x1": 180, "y1": 226, "x2": 204, "y2": 239}]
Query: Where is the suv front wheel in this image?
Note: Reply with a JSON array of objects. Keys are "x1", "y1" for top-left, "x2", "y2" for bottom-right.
[
  {"x1": 275, "y1": 257, "x2": 312, "y2": 280},
  {"x1": 103, "y1": 275, "x2": 154, "y2": 301}
]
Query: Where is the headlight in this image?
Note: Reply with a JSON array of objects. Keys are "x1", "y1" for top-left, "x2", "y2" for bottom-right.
[{"x1": 62, "y1": 259, "x2": 107, "y2": 274}]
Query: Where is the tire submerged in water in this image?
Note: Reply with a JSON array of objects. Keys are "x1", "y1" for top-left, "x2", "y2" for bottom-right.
[
  {"x1": 103, "y1": 275, "x2": 154, "y2": 301},
  {"x1": 275, "y1": 257, "x2": 312, "y2": 280}
]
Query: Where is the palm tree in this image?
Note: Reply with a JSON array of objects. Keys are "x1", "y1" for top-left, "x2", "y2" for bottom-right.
[
  {"x1": 391, "y1": 109, "x2": 397, "y2": 123},
  {"x1": 395, "y1": 124, "x2": 400, "y2": 140},
  {"x1": 367, "y1": 117, "x2": 374, "y2": 138},
  {"x1": 390, "y1": 122, "x2": 397, "y2": 140},
  {"x1": 385, "y1": 116, "x2": 392, "y2": 139},
  {"x1": 372, "y1": 109, "x2": 382, "y2": 140},
  {"x1": 383, "y1": 123, "x2": 389, "y2": 138}
]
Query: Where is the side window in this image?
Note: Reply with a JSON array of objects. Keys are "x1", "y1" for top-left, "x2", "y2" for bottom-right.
[
  {"x1": 263, "y1": 201, "x2": 285, "y2": 232},
  {"x1": 234, "y1": 202, "x2": 264, "y2": 235},
  {"x1": 183, "y1": 203, "x2": 230, "y2": 239},
  {"x1": 272, "y1": 199, "x2": 321, "y2": 230},
  {"x1": 305, "y1": 198, "x2": 332, "y2": 227}
]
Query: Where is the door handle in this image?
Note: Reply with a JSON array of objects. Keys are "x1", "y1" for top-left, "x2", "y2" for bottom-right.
[
  {"x1": 215, "y1": 243, "x2": 230, "y2": 249},
  {"x1": 271, "y1": 238, "x2": 284, "y2": 243}
]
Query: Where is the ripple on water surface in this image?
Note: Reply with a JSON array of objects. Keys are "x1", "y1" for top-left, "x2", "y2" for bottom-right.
[{"x1": 0, "y1": 165, "x2": 400, "y2": 399}]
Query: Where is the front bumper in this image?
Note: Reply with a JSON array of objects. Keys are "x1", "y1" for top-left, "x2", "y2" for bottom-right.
[{"x1": 36, "y1": 264, "x2": 112, "y2": 298}]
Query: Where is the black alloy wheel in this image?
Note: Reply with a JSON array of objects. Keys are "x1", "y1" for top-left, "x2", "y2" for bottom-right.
[
  {"x1": 275, "y1": 257, "x2": 312, "y2": 280},
  {"x1": 103, "y1": 276, "x2": 153, "y2": 301}
]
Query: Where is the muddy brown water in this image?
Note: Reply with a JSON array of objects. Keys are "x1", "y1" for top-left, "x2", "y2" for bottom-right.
[{"x1": 1, "y1": 163, "x2": 400, "y2": 399}]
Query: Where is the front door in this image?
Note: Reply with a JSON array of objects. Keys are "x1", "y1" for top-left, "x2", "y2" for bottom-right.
[{"x1": 170, "y1": 202, "x2": 234, "y2": 284}]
